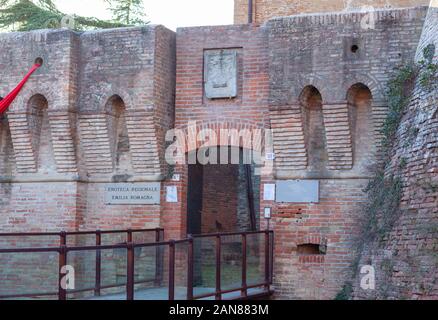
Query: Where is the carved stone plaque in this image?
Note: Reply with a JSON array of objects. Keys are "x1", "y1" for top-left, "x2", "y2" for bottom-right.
[
  {"x1": 204, "y1": 49, "x2": 237, "y2": 99},
  {"x1": 275, "y1": 180, "x2": 319, "y2": 203},
  {"x1": 105, "y1": 183, "x2": 161, "y2": 205}
]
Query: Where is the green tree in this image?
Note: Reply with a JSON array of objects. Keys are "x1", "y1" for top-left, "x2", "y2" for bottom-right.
[
  {"x1": 105, "y1": 0, "x2": 148, "y2": 25},
  {"x1": 0, "y1": 0, "x2": 127, "y2": 31}
]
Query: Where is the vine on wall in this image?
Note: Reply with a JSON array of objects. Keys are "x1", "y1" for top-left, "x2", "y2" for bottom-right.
[{"x1": 335, "y1": 45, "x2": 438, "y2": 300}]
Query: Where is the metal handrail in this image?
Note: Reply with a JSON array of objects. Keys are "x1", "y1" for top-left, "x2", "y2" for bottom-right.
[
  {"x1": 0, "y1": 229, "x2": 274, "y2": 300},
  {"x1": 0, "y1": 228, "x2": 162, "y2": 237}
]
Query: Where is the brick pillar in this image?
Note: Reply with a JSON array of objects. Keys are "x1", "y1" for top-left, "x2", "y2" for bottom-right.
[
  {"x1": 48, "y1": 110, "x2": 78, "y2": 173},
  {"x1": 125, "y1": 109, "x2": 162, "y2": 177},
  {"x1": 269, "y1": 105, "x2": 307, "y2": 171},
  {"x1": 322, "y1": 103, "x2": 353, "y2": 170},
  {"x1": 79, "y1": 113, "x2": 113, "y2": 174},
  {"x1": 7, "y1": 111, "x2": 37, "y2": 173}
]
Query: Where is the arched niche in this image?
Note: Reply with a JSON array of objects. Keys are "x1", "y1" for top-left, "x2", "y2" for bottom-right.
[
  {"x1": 27, "y1": 94, "x2": 56, "y2": 173},
  {"x1": 346, "y1": 83, "x2": 374, "y2": 171},
  {"x1": 299, "y1": 85, "x2": 329, "y2": 173},
  {"x1": 105, "y1": 95, "x2": 132, "y2": 173}
]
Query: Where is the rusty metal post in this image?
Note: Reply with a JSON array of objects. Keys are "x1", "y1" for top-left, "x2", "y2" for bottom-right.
[
  {"x1": 187, "y1": 235, "x2": 194, "y2": 300},
  {"x1": 126, "y1": 242, "x2": 135, "y2": 300},
  {"x1": 270, "y1": 231, "x2": 274, "y2": 283},
  {"x1": 215, "y1": 235, "x2": 222, "y2": 300},
  {"x1": 241, "y1": 233, "x2": 247, "y2": 297},
  {"x1": 264, "y1": 231, "x2": 270, "y2": 291},
  {"x1": 248, "y1": 0, "x2": 253, "y2": 24},
  {"x1": 60, "y1": 231, "x2": 67, "y2": 246},
  {"x1": 58, "y1": 231, "x2": 67, "y2": 300},
  {"x1": 168, "y1": 240, "x2": 175, "y2": 300},
  {"x1": 95, "y1": 230, "x2": 101, "y2": 296},
  {"x1": 155, "y1": 228, "x2": 162, "y2": 286}
]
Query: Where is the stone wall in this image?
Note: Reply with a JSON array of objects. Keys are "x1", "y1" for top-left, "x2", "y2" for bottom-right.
[
  {"x1": 352, "y1": 4, "x2": 438, "y2": 300},
  {"x1": 234, "y1": 0, "x2": 430, "y2": 24}
]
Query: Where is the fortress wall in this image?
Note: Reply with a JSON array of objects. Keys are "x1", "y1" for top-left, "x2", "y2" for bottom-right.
[
  {"x1": 0, "y1": 6, "x2": 433, "y2": 299},
  {"x1": 234, "y1": 0, "x2": 430, "y2": 24},
  {"x1": 352, "y1": 4, "x2": 438, "y2": 300},
  {"x1": 0, "y1": 26, "x2": 176, "y2": 234}
]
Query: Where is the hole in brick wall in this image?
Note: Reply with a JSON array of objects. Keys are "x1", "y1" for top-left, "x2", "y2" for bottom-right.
[
  {"x1": 351, "y1": 45, "x2": 359, "y2": 53},
  {"x1": 34, "y1": 57, "x2": 43, "y2": 66},
  {"x1": 297, "y1": 243, "x2": 326, "y2": 255}
]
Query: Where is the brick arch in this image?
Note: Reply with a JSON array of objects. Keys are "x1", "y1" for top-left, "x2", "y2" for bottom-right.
[
  {"x1": 99, "y1": 89, "x2": 135, "y2": 113},
  {"x1": 104, "y1": 94, "x2": 126, "y2": 114},
  {"x1": 9, "y1": 87, "x2": 55, "y2": 113},
  {"x1": 177, "y1": 120, "x2": 266, "y2": 154},
  {"x1": 7, "y1": 90, "x2": 78, "y2": 174},
  {"x1": 104, "y1": 94, "x2": 132, "y2": 171},
  {"x1": 27, "y1": 94, "x2": 53, "y2": 172},
  {"x1": 298, "y1": 85, "x2": 323, "y2": 104},
  {"x1": 341, "y1": 74, "x2": 383, "y2": 102},
  {"x1": 346, "y1": 82, "x2": 373, "y2": 102},
  {"x1": 289, "y1": 74, "x2": 329, "y2": 104},
  {"x1": 27, "y1": 93, "x2": 49, "y2": 108}
]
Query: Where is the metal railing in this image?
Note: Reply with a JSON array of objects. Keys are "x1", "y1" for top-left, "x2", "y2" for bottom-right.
[{"x1": 0, "y1": 229, "x2": 274, "y2": 300}]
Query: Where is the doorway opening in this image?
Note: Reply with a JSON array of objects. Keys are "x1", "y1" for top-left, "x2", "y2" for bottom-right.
[{"x1": 186, "y1": 146, "x2": 260, "y2": 235}]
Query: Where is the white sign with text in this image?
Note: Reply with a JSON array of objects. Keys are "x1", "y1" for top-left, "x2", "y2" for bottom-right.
[{"x1": 104, "y1": 183, "x2": 161, "y2": 205}]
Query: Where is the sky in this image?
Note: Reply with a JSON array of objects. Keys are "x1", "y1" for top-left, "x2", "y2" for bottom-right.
[{"x1": 55, "y1": 0, "x2": 234, "y2": 30}]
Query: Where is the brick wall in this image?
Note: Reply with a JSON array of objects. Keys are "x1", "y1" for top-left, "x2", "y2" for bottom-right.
[
  {"x1": 234, "y1": 0, "x2": 430, "y2": 24},
  {"x1": 171, "y1": 7, "x2": 428, "y2": 300},
  {"x1": 0, "y1": 26, "x2": 175, "y2": 297},
  {"x1": 265, "y1": 7, "x2": 427, "y2": 299},
  {"x1": 201, "y1": 164, "x2": 238, "y2": 233},
  {"x1": 161, "y1": 23, "x2": 270, "y2": 240},
  {"x1": 0, "y1": 5, "x2": 433, "y2": 300},
  {"x1": 0, "y1": 25, "x2": 175, "y2": 234},
  {"x1": 352, "y1": 5, "x2": 438, "y2": 300}
]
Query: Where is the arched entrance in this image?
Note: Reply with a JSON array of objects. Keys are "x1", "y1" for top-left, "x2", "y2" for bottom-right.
[{"x1": 186, "y1": 146, "x2": 260, "y2": 235}]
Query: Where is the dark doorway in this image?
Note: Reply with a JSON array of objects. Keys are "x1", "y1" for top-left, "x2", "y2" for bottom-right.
[
  {"x1": 186, "y1": 147, "x2": 260, "y2": 235},
  {"x1": 187, "y1": 163, "x2": 203, "y2": 235}
]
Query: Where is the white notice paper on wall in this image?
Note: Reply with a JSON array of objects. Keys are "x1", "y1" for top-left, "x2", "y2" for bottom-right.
[
  {"x1": 263, "y1": 184, "x2": 276, "y2": 201},
  {"x1": 166, "y1": 186, "x2": 178, "y2": 203}
]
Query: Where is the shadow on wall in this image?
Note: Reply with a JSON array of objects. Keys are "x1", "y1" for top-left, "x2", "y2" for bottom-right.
[
  {"x1": 105, "y1": 95, "x2": 133, "y2": 176},
  {"x1": 299, "y1": 85, "x2": 329, "y2": 174},
  {"x1": 27, "y1": 94, "x2": 56, "y2": 174},
  {"x1": 347, "y1": 83, "x2": 374, "y2": 172}
]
